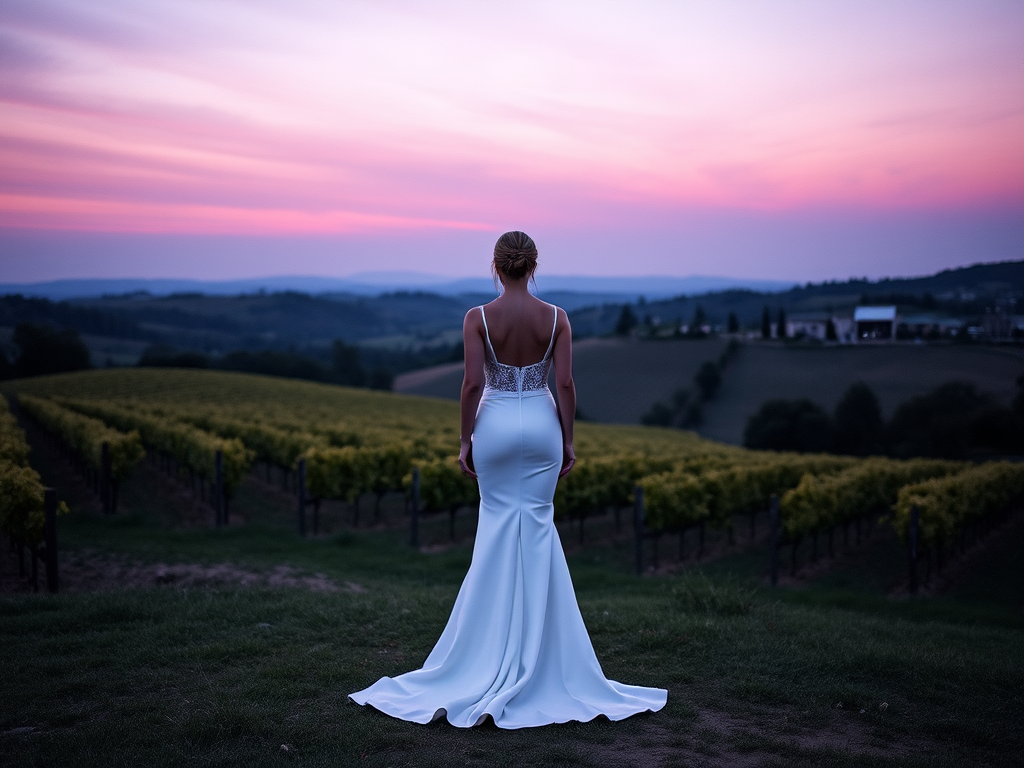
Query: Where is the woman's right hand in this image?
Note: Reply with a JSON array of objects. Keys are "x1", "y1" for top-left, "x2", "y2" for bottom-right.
[{"x1": 559, "y1": 442, "x2": 576, "y2": 478}]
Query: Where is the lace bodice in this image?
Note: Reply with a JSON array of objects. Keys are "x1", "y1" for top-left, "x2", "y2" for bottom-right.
[{"x1": 480, "y1": 304, "x2": 557, "y2": 395}]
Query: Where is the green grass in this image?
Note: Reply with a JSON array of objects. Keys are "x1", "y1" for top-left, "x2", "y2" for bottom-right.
[
  {"x1": 4, "y1": 441, "x2": 1024, "y2": 767},
  {"x1": 4, "y1": 540, "x2": 1023, "y2": 767}
]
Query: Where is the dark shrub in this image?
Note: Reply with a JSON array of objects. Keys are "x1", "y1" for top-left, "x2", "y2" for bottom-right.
[
  {"x1": 332, "y1": 340, "x2": 366, "y2": 387},
  {"x1": 138, "y1": 344, "x2": 209, "y2": 368},
  {"x1": 0, "y1": 347, "x2": 12, "y2": 380},
  {"x1": 695, "y1": 361, "x2": 722, "y2": 400},
  {"x1": 614, "y1": 305, "x2": 637, "y2": 336},
  {"x1": 833, "y1": 382, "x2": 884, "y2": 455},
  {"x1": 885, "y1": 381, "x2": 1017, "y2": 459},
  {"x1": 368, "y1": 366, "x2": 394, "y2": 391},
  {"x1": 12, "y1": 322, "x2": 92, "y2": 377},
  {"x1": 641, "y1": 401, "x2": 674, "y2": 427},
  {"x1": 744, "y1": 398, "x2": 833, "y2": 452},
  {"x1": 219, "y1": 350, "x2": 327, "y2": 382}
]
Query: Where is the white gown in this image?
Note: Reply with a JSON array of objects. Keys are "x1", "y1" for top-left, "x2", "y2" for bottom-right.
[{"x1": 349, "y1": 303, "x2": 667, "y2": 728}]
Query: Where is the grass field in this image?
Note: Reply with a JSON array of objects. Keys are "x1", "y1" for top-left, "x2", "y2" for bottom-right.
[{"x1": 3, "y1": 372, "x2": 1024, "y2": 767}]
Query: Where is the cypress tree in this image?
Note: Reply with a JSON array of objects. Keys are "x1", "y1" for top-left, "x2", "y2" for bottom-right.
[{"x1": 727, "y1": 312, "x2": 739, "y2": 334}]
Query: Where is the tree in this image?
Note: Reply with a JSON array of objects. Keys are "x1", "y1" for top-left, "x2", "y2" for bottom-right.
[
  {"x1": 614, "y1": 305, "x2": 637, "y2": 336},
  {"x1": 671, "y1": 388, "x2": 691, "y2": 411},
  {"x1": 886, "y1": 381, "x2": 1020, "y2": 458},
  {"x1": 640, "y1": 401, "x2": 674, "y2": 426},
  {"x1": 761, "y1": 306, "x2": 771, "y2": 339},
  {"x1": 1014, "y1": 374, "x2": 1024, "y2": 424},
  {"x1": 220, "y1": 349, "x2": 327, "y2": 382},
  {"x1": 743, "y1": 398, "x2": 833, "y2": 452},
  {"x1": 777, "y1": 307, "x2": 788, "y2": 339},
  {"x1": 690, "y1": 305, "x2": 707, "y2": 336},
  {"x1": 0, "y1": 347, "x2": 12, "y2": 381},
  {"x1": 332, "y1": 340, "x2": 366, "y2": 386},
  {"x1": 368, "y1": 366, "x2": 394, "y2": 391},
  {"x1": 695, "y1": 361, "x2": 722, "y2": 400},
  {"x1": 138, "y1": 344, "x2": 209, "y2": 368},
  {"x1": 680, "y1": 400, "x2": 703, "y2": 428},
  {"x1": 727, "y1": 312, "x2": 740, "y2": 334},
  {"x1": 833, "y1": 382, "x2": 883, "y2": 455},
  {"x1": 12, "y1": 322, "x2": 92, "y2": 377}
]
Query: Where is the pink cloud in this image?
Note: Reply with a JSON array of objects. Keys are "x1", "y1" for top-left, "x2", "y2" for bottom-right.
[{"x1": 0, "y1": 0, "x2": 1021, "y2": 263}]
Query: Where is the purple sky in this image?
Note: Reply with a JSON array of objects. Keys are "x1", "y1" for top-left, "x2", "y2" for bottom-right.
[{"x1": 1, "y1": 0, "x2": 1021, "y2": 283}]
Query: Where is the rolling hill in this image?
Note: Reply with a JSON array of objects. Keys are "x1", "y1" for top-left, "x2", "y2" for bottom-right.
[{"x1": 397, "y1": 338, "x2": 1024, "y2": 445}]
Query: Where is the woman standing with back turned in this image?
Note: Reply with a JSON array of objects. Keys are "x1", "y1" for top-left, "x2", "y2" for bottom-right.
[{"x1": 350, "y1": 231, "x2": 667, "y2": 728}]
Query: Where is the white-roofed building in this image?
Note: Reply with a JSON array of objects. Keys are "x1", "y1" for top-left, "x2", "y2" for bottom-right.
[{"x1": 853, "y1": 306, "x2": 897, "y2": 341}]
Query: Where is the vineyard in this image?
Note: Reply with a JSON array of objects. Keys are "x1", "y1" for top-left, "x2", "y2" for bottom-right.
[
  {"x1": 2, "y1": 368, "x2": 1022, "y2": 590},
  {"x1": 0, "y1": 394, "x2": 65, "y2": 591}
]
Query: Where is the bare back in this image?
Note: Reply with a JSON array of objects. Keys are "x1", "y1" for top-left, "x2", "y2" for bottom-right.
[{"x1": 478, "y1": 296, "x2": 557, "y2": 367}]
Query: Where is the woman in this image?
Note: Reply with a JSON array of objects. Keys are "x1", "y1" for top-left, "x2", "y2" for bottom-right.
[{"x1": 350, "y1": 231, "x2": 667, "y2": 728}]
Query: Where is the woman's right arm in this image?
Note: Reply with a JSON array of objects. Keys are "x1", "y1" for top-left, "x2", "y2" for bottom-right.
[
  {"x1": 551, "y1": 308, "x2": 576, "y2": 477},
  {"x1": 459, "y1": 308, "x2": 486, "y2": 478}
]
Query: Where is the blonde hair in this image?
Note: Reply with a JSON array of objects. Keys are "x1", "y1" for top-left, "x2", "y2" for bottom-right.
[{"x1": 492, "y1": 231, "x2": 538, "y2": 281}]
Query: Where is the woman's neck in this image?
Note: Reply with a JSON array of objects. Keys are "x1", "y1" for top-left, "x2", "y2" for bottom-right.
[{"x1": 499, "y1": 277, "x2": 532, "y2": 297}]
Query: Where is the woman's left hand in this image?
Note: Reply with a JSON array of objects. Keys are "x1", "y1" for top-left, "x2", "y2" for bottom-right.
[
  {"x1": 459, "y1": 439, "x2": 477, "y2": 479},
  {"x1": 559, "y1": 442, "x2": 576, "y2": 478}
]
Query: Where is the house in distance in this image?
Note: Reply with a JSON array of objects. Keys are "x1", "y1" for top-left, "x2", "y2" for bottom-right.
[{"x1": 853, "y1": 305, "x2": 898, "y2": 341}]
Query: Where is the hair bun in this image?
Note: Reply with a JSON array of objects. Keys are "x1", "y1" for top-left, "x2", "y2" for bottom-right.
[{"x1": 493, "y1": 231, "x2": 538, "y2": 280}]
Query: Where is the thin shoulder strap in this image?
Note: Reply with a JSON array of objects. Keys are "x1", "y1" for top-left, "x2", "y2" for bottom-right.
[
  {"x1": 542, "y1": 304, "x2": 558, "y2": 360},
  {"x1": 478, "y1": 306, "x2": 497, "y2": 358}
]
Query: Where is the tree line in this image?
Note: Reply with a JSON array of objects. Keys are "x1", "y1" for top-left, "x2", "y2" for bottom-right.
[
  {"x1": 0, "y1": 322, "x2": 399, "y2": 390},
  {"x1": 744, "y1": 378, "x2": 1024, "y2": 459}
]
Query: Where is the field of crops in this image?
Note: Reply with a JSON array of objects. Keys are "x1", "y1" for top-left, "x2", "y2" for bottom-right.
[{"x1": 4, "y1": 367, "x2": 1021, "y2": 586}]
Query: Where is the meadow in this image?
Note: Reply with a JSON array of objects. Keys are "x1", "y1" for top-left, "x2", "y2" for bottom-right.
[{"x1": 2, "y1": 370, "x2": 1023, "y2": 767}]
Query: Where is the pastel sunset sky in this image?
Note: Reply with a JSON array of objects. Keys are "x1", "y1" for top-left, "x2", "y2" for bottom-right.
[{"x1": 1, "y1": 0, "x2": 1022, "y2": 283}]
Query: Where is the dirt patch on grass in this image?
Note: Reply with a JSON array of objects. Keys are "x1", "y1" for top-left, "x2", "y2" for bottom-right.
[
  {"x1": 0, "y1": 548, "x2": 365, "y2": 595},
  {"x1": 587, "y1": 706, "x2": 935, "y2": 767}
]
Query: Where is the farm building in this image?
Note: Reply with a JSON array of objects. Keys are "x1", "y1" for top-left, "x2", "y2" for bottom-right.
[
  {"x1": 900, "y1": 313, "x2": 964, "y2": 339},
  {"x1": 785, "y1": 314, "x2": 856, "y2": 343},
  {"x1": 854, "y1": 306, "x2": 897, "y2": 341},
  {"x1": 786, "y1": 314, "x2": 829, "y2": 341}
]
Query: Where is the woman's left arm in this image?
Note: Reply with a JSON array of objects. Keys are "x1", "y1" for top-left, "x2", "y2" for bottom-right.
[
  {"x1": 459, "y1": 308, "x2": 486, "y2": 478},
  {"x1": 551, "y1": 308, "x2": 576, "y2": 477}
]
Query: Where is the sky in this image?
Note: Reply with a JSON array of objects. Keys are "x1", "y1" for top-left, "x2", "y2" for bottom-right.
[{"x1": 0, "y1": 0, "x2": 1022, "y2": 284}]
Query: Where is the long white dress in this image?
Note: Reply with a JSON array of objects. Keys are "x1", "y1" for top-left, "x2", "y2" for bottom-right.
[{"x1": 349, "y1": 303, "x2": 667, "y2": 728}]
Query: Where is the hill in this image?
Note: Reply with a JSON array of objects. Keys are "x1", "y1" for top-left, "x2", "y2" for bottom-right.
[
  {"x1": 396, "y1": 336, "x2": 730, "y2": 424},
  {"x1": 398, "y1": 338, "x2": 1024, "y2": 445},
  {"x1": 569, "y1": 259, "x2": 1024, "y2": 335},
  {"x1": 699, "y1": 343, "x2": 1024, "y2": 445}
]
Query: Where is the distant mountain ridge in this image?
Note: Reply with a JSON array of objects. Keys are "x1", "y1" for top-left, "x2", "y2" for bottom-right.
[
  {"x1": 1, "y1": 260, "x2": 1020, "y2": 373},
  {"x1": 0, "y1": 273, "x2": 798, "y2": 301}
]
